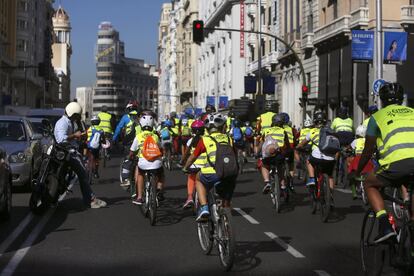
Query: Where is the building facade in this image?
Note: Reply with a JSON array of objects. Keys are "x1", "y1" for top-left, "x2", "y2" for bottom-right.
[
  {"x1": 93, "y1": 22, "x2": 158, "y2": 117},
  {"x1": 51, "y1": 5, "x2": 71, "y2": 107},
  {"x1": 76, "y1": 86, "x2": 93, "y2": 121}
]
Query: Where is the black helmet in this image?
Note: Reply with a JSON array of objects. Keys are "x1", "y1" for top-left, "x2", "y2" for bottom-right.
[
  {"x1": 367, "y1": 105, "x2": 378, "y2": 115},
  {"x1": 337, "y1": 107, "x2": 348, "y2": 119},
  {"x1": 279, "y1": 112, "x2": 290, "y2": 124},
  {"x1": 233, "y1": 119, "x2": 242, "y2": 128},
  {"x1": 272, "y1": 114, "x2": 284, "y2": 127},
  {"x1": 379, "y1": 82, "x2": 404, "y2": 106},
  {"x1": 205, "y1": 104, "x2": 216, "y2": 114},
  {"x1": 313, "y1": 112, "x2": 327, "y2": 125}
]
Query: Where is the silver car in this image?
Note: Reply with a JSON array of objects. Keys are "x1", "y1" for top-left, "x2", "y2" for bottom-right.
[{"x1": 0, "y1": 116, "x2": 43, "y2": 188}]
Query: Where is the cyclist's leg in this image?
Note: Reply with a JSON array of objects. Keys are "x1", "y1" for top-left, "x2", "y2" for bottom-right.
[
  {"x1": 216, "y1": 177, "x2": 236, "y2": 208},
  {"x1": 196, "y1": 172, "x2": 208, "y2": 205},
  {"x1": 187, "y1": 173, "x2": 196, "y2": 198},
  {"x1": 136, "y1": 165, "x2": 145, "y2": 200},
  {"x1": 307, "y1": 156, "x2": 317, "y2": 185},
  {"x1": 260, "y1": 158, "x2": 271, "y2": 192}
]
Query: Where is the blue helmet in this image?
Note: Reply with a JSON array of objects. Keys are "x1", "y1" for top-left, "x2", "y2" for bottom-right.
[
  {"x1": 368, "y1": 105, "x2": 378, "y2": 114},
  {"x1": 279, "y1": 112, "x2": 290, "y2": 124},
  {"x1": 163, "y1": 120, "x2": 173, "y2": 127}
]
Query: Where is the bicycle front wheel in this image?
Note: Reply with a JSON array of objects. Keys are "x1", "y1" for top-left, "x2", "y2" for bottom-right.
[
  {"x1": 271, "y1": 174, "x2": 281, "y2": 213},
  {"x1": 217, "y1": 207, "x2": 236, "y2": 271},
  {"x1": 140, "y1": 181, "x2": 149, "y2": 218},
  {"x1": 319, "y1": 174, "x2": 331, "y2": 223}
]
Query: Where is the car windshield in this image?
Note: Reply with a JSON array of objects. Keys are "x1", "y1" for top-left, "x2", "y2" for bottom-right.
[
  {"x1": 0, "y1": 121, "x2": 26, "y2": 141},
  {"x1": 30, "y1": 122, "x2": 43, "y2": 134},
  {"x1": 27, "y1": 115, "x2": 61, "y2": 127}
]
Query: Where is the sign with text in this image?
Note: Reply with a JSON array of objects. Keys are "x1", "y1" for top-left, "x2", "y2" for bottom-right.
[
  {"x1": 351, "y1": 30, "x2": 374, "y2": 61},
  {"x1": 240, "y1": 0, "x2": 245, "y2": 58},
  {"x1": 384, "y1": 32, "x2": 407, "y2": 64}
]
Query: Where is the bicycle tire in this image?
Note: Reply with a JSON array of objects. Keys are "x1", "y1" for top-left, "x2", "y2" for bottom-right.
[
  {"x1": 360, "y1": 181, "x2": 369, "y2": 207},
  {"x1": 148, "y1": 175, "x2": 157, "y2": 226},
  {"x1": 394, "y1": 222, "x2": 414, "y2": 275},
  {"x1": 310, "y1": 186, "x2": 317, "y2": 214},
  {"x1": 197, "y1": 195, "x2": 214, "y2": 255},
  {"x1": 217, "y1": 207, "x2": 236, "y2": 271},
  {"x1": 102, "y1": 148, "x2": 107, "y2": 168},
  {"x1": 392, "y1": 187, "x2": 407, "y2": 220},
  {"x1": 238, "y1": 154, "x2": 244, "y2": 175},
  {"x1": 360, "y1": 210, "x2": 385, "y2": 276},
  {"x1": 140, "y1": 180, "x2": 149, "y2": 217},
  {"x1": 319, "y1": 174, "x2": 331, "y2": 223},
  {"x1": 192, "y1": 192, "x2": 199, "y2": 217},
  {"x1": 271, "y1": 173, "x2": 281, "y2": 213}
]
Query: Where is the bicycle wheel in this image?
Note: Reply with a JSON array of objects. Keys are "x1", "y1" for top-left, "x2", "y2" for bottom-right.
[
  {"x1": 197, "y1": 198, "x2": 214, "y2": 255},
  {"x1": 392, "y1": 187, "x2": 407, "y2": 220},
  {"x1": 309, "y1": 185, "x2": 317, "y2": 214},
  {"x1": 270, "y1": 173, "x2": 281, "y2": 213},
  {"x1": 360, "y1": 210, "x2": 385, "y2": 276},
  {"x1": 140, "y1": 180, "x2": 149, "y2": 217},
  {"x1": 217, "y1": 207, "x2": 236, "y2": 271},
  {"x1": 319, "y1": 174, "x2": 331, "y2": 223},
  {"x1": 148, "y1": 176, "x2": 158, "y2": 226},
  {"x1": 102, "y1": 148, "x2": 107, "y2": 168},
  {"x1": 393, "y1": 223, "x2": 414, "y2": 274},
  {"x1": 238, "y1": 154, "x2": 244, "y2": 175},
  {"x1": 360, "y1": 180, "x2": 369, "y2": 207}
]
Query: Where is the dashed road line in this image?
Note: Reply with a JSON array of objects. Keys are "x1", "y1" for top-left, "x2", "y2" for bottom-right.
[
  {"x1": 233, "y1": 207, "x2": 260, "y2": 224},
  {"x1": 314, "y1": 270, "x2": 331, "y2": 276},
  {"x1": 264, "y1": 231, "x2": 306, "y2": 258}
]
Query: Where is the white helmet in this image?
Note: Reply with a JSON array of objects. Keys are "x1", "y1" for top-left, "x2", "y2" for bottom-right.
[
  {"x1": 139, "y1": 114, "x2": 154, "y2": 129},
  {"x1": 304, "y1": 119, "x2": 313, "y2": 128},
  {"x1": 182, "y1": 119, "x2": 188, "y2": 126},
  {"x1": 65, "y1": 102, "x2": 82, "y2": 118},
  {"x1": 204, "y1": 113, "x2": 225, "y2": 130},
  {"x1": 356, "y1": 125, "x2": 367, "y2": 137}
]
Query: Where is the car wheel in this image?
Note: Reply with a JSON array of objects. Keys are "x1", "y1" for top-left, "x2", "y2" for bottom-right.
[{"x1": 0, "y1": 177, "x2": 12, "y2": 221}]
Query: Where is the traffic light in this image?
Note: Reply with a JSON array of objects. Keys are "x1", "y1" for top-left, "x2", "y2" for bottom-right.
[
  {"x1": 193, "y1": 20, "x2": 204, "y2": 44},
  {"x1": 302, "y1": 84, "x2": 309, "y2": 101}
]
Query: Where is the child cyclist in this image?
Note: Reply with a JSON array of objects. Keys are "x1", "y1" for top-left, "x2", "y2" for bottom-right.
[
  {"x1": 129, "y1": 114, "x2": 165, "y2": 205},
  {"x1": 180, "y1": 120, "x2": 206, "y2": 208},
  {"x1": 181, "y1": 118, "x2": 192, "y2": 158},
  {"x1": 86, "y1": 116, "x2": 106, "y2": 179}
]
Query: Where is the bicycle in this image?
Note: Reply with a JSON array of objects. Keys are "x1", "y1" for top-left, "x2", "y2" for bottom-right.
[
  {"x1": 360, "y1": 176, "x2": 414, "y2": 276},
  {"x1": 196, "y1": 186, "x2": 236, "y2": 271},
  {"x1": 308, "y1": 162, "x2": 332, "y2": 222},
  {"x1": 335, "y1": 148, "x2": 350, "y2": 189},
  {"x1": 162, "y1": 141, "x2": 173, "y2": 171},
  {"x1": 269, "y1": 159, "x2": 289, "y2": 213},
  {"x1": 140, "y1": 170, "x2": 159, "y2": 226},
  {"x1": 354, "y1": 174, "x2": 368, "y2": 207},
  {"x1": 237, "y1": 147, "x2": 244, "y2": 175}
]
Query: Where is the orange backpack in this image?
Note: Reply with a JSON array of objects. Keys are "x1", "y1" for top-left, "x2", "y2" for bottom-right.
[{"x1": 142, "y1": 135, "x2": 162, "y2": 161}]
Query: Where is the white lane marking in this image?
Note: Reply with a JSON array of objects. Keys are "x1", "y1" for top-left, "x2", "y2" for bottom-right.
[
  {"x1": 0, "y1": 214, "x2": 33, "y2": 257},
  {"x1": 264, "y1": 232, "x2": 305, "y2": 258},
  {"x1": 314, "y1": 270, "x2": 331, "y2": 276},
  {"x1": 335, "y1": 188, "x2": 352, "y2": 194},
  {"x1": 233, "y1": 208, "x2": 260, "y2": 224},
  {"x1": 0, "y1": 182, "x2": 74, "y2": 275}
]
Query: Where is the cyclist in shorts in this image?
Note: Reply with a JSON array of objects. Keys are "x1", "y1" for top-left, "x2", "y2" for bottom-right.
[
  {"x1": 182, "y1": 113, "x2": 237, "y2": 221},
  {"x1": 230, "y1": 119, "x2": 247, "y2": 162},
  {"x1": 181, "y1": 118, "x2": 192, "y2": 158},
  {"x1": 86, "y1": 116, "x2": 106, "y2": 179},
  {"x1": 242, "y1": 121, "x2": 255, "y2": 157},
  {"x1": 260, "y1": 114, "x2": 290, "y2": 194},
  {"x1": 159, "y1": 120, "x2": 174, "y2": 158},
  {"x1": 357, "y1": 82, "x2": 414, "y2": 243},
  {"x1": 180, "y1": 120, "x2": 206, "y2": 208},
  {"x1": 297, "y1": 112, "x2": 336, "y2": 202},
  {"x1": 130, "y1": 114, "x2": 165, "y2": 205}
]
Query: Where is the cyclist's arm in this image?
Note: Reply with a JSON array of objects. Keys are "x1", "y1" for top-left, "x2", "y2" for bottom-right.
[
  {"x1": 128, "y1": 137, "x2": 139, "y2": 160},
  {"x1": 296, "y1": 133, "x2": 310, "y2": 149},
  {"x1": 113, "y1": 115, "x2": 128, "y2": 142},
  {"x1": 183, "y1": 139, "x2": 205, "y2": 170},
  {"x1": 356, "y1": 135, "x2": 376, "y2": 175}
]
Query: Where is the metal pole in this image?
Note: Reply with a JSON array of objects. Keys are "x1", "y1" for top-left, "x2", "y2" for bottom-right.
[
  {"x1": 24, "y1": 65, "x2": 27, "y2": 106},
  {"x1": 376, "y1": 0, "x2": 383, "y2": 108},
  {"x1": 257, "y1": 0, "x2": 262, "y2": 95},
  {"x1": 192, "y1": 65, "x2": 195, "y2": 107},
  {"x1": 215, "y1": 44, "x2": 219, "y2": 111}
]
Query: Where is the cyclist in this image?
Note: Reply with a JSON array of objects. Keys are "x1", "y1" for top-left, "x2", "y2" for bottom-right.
[
  {"x1": 256, "y1": 102, "x2": 276, "y2": 156},
  {"x1": 242, "y1": 121, "x2": 254, "y2": 157},
  {"x1": 230, "y1": 119, "x2": 247, "y2": 163},
  {"x1": 295, "y1": 119, "x2": 314, "y2": 175},
  {"x1": 182, "y1": 113, "x2": 237, "y2": 221},
  {"x1": 97, "y1": 105, "x2": 114, "y2": 138},
  {"x1": 170, "y1": 112, "x2": 181, "y2": 157},
  {"x1": 331, "y1": 106, "x2": 354, "y2": 147},
  {"x1": 260, "y1": 114, "x2": 290, "y2": 194},
  {"x1": 226, "y1": 111, "x2": 235, "y2": 133},
  {"x1": 357, "y1": 82, "x2": 414, "y2": 243},
  {"x1": 297, "y1": 112, "x2": 336, "y2": 200},
  {"x1": 113, "y1": 101, "x2": 140, "y2": 146},
  {"x1": 129, "y1": 114, "x2": 165, "y2": 205},
  {"x1": 348, "y1": 125, "x2": 375, "y2": 200},
  {"x1": 86, "y1": 116, "x2": 106, "y2": 179},
  {"x1": 200, "y1": 104, "x2": 216, "y2": 121},
  {"x1": 180, "y1": 120, "x2": 206, "y2": 208},
  {"x1": 181, "y1": 118, "x2": 192, "y2": 158},
  {"x1": 363, "y1": 105, "x2": 378, "y2": 127},
  {"x1": 280, "y1": 112, "x2": 295, "y2": 183},
  {"x1": 159, "y1": 120, "x2": 174, "y2": 160}
]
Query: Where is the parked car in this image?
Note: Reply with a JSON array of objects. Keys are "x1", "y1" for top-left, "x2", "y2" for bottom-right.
[
  {"x1": 0, "y1": 147, "x2": 12, "y2": 220},
  {"x1": 27, "y1": 117, "x2": 54, "y2": 150},
  {"x1": 0, "y1": 116, "x2": 43, "y2": 188},
  {"x1": 26, "y1": 108, "x2": 65, "y2": 127}
]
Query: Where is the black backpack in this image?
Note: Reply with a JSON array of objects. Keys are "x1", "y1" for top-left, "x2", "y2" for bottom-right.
[
  {"x1": 318, "y1": 127, "x2": 341, "y2": 156},
  {"x1": 207, "y1": 135, "x2": 238, "y2": 179}
]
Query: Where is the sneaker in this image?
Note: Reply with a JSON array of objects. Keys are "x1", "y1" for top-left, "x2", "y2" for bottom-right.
[
  {"x1": 262, "y1": 182, "x2": 272, "y2": 194},
  {"x1": 132, "y1": 198, "x2": 144, "y2": 205},
  {"x1": 374, "y1": 215, "x2": 397, "y2": 244},
  {"x1": 196, "y1": 205, "x2": 210, "y2": 222},
  {"x1": 183, "y1": 199, "x2": 194, "y2": 209},
  {"x1": 90, "y1": 198, "x2": 107, "y2": 209},
  {"x1": 94, "y1": 173, "x2": 100, "y2": 179},
  {"x1": 306, "y1": 178, "x2": 316, "y2": 187},
  {"x1": 120, "y1": 180, "x2": 131, "y2": 187}
]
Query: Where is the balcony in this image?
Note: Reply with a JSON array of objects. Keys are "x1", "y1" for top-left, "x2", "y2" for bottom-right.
[
  {"x1": 314, "y1": 15, "x2": 351, "y2": 45},
  {"x1": 247, "y1": 4, "x2": 256, "y2": 16},
  {"x1": 401, "y1": 5, "x2": 414, "y2": 29},
  {"x1": 247, "y1": 33, "x2": 256, "y2": 46},
  {"x1": 350, "y1": 7, "x2": 369, "y2": 29},
  {"x1": 302, "y1": 33, "x2": 314, "y2": 49}
]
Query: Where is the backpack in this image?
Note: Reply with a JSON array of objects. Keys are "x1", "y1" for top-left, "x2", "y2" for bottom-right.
[
  {"x1": 233, "y1": 127, "x2": 243, "y2": 142},
  {"x1": 89, "y1": 130, "x2": 101, "y2": 149},
  {"x1": 160, "y1": 128, "x2": 171, "y2": 140},
  {"x1": 261, "y1": 135, "x2": 279, "y2": 158},
  {"x1": 207, "y1": 135, "x2": 238, "y2": 179},
  {"x1": 318, "y1": 127, "x2": 341, "y2": 156},
  {"x1": 142, "y1": 135, "x2": 162, "y2": 161},
  {"x1": 245, "y1": 126, "x2": 253, "y2": 137}
]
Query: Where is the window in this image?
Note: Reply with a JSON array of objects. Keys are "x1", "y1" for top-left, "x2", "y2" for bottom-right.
[
  {"x1": 322, "y1": 7, "x2": 326, "y2": 25},
  {"x1": 18, "y1": 1, "x2": 28, "y2": 12},
  {"x1": 16, "y1": 39, "x2": 28, "y2": 52},
  {"x1": 17, "y1": 19, "x2": 27, "y2": 30}
]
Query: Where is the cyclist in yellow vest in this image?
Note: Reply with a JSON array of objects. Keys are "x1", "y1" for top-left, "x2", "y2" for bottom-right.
[
  {"x1": 97, "y1": 105, "x2": 114, "y2": 137},
  {"x1": 294, "y1": 118, "x2": 314, "y2": 173},
  {"x1": 331, "y1": 107, "x2": 354, "y2": 146},
  {"x1": 181, "y1": 118, "x2": 192, "y2": 157},
  {"x1": 256, "y1": 103, "x2": 276, "y2": 157},
  {"x1": 170, "y1": 112, "x2": 181, "y2": 156},
  {"x1": 362, "y1": 105, "x2": 378, "y2": 127},
  {"x1": 225, "y1": 111, "x2": 235, "y2": 133},
  {"x1": 129, "y1": 114, "x2": 165, "y2": 205},
  {"x1": 183, "y1": 113, "x2": 237, "y2": 221},
  {"x1": 86, "y1": 116, "x2": 105, "y2": 179},
  {"x1": 113, "y1": 102, "x2": 139, "y2": 144},
  {"x1": 279, "y1": 112, "x2": 296, "y2": 185},
  {"x1": 260, "y1": 114, "x2": 290, "y2": 194},
  {"x1": 357, "y1": 82, "x2": 414, "y2": 243}
]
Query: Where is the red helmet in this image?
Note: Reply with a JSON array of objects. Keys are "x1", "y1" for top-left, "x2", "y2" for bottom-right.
[{"x1": 191, "y1": 120, "x2": 205, "y2": 135}]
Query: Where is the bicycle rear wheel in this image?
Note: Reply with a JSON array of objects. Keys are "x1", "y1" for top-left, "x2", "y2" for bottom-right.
[
  {"x1": 196, "y1": 198, "x2": 213, "y2": 255},
  {"x1": 102, "y1": 148, "x2": 107, "y2": 168},
  {"x1": 309, "y1": 186, "x2": 317, "y2": 214},
  {"x1": 148, "y1": 176, "x2": 158, "y2": 226},
  {"x1": 360, "y1": 210, "x2": 385, "y2": 276},
  {"x1": 140, "y1": 180, "x2": 149, "y2": 217},
  {"x1": 319, "y1": 174, "x2": 331, "y2": 223},
  {"x1": 238, "y1": 154, "x2": 244, "y2": 175},
  {"x1": 270, "y1": 173, "x2": 281, "y2": 213},
  {"x1": 217, "y1": 207, "x2": 236, "y2": 271}
]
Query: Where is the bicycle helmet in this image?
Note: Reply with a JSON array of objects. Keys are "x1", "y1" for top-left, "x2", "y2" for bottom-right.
[
  {"x1": 204, "y1": 113, "x2": 225, "y2": 130},
  {"x1": 313, "y1": 112, "x2": 327, "y2": 125},
  {"x1": 356, "y1": 125, "x2": 367, "y2": 138},
  {"x1": 337, "y1": 107, "x2": 349, "y2": 119},
  {"x1": 182, "y1": 119, "x2": 189, "y2": 126},
  {"x1": 140, "y1": 115, "x2": 154, "y2": 130},
  {"x1": 233, "y1": 119, "x2": 242, "y2": 128},
  {"x1": 91, "y1": 115, "x2": 100, "y2": 126},
  {"x1": 272, "y1": 114, "x2": 284, "y2": 127},
  {"x1": 379, "y1": 82, "x2": 404, "y2": 106},
  {"x1": 126, "y1": 100, "x2": 138, "y2": 113},
  {"x1": 367, "y1": 105, "x2": 378, "y2": 115},
  {"x1": 228, "y1": 111, "x2": 235, "y2": 118},
  {"x1": 303, "y1": 118, "x2": 313, "y2": 128},
  {"x1": 65, "y1": 102, "x2": 82, "y2": 118},
  {"x1": 191, "y1": 120, "x2": 205, "y2": 135},
  {"x1": 164, "y1": 120, "x2": 173, "y2": 128},
  {"x1": 279, "y1": 112, "x2": 290, "y2": 124},
  {"x1": 170, "y1": 112, "x2": 177, "y2": 118},
  {"x1": 245, "y1": 121, "x2": 251, "y2": 127},
  {"x1": 102, "y1": 105, "x2": 108, "y2": 112}
]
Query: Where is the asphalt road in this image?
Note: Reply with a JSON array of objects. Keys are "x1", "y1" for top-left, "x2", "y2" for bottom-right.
[{"x1": 0, "y1": 156, "x2": 389, "y2": 275}]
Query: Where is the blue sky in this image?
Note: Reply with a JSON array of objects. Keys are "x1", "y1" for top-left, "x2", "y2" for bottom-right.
[{"x1": 56, "y1": 0, "x2": 169, "y2": 96}]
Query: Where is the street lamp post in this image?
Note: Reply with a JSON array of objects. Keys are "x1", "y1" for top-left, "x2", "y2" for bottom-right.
[{"x1": 375, "y1": 0, "x2": 383, "y2": 108}]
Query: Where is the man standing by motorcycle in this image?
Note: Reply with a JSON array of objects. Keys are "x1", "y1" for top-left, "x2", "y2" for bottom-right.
[{"x1": 54, "y1": 102, "x2": 107, "y2": 209}]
